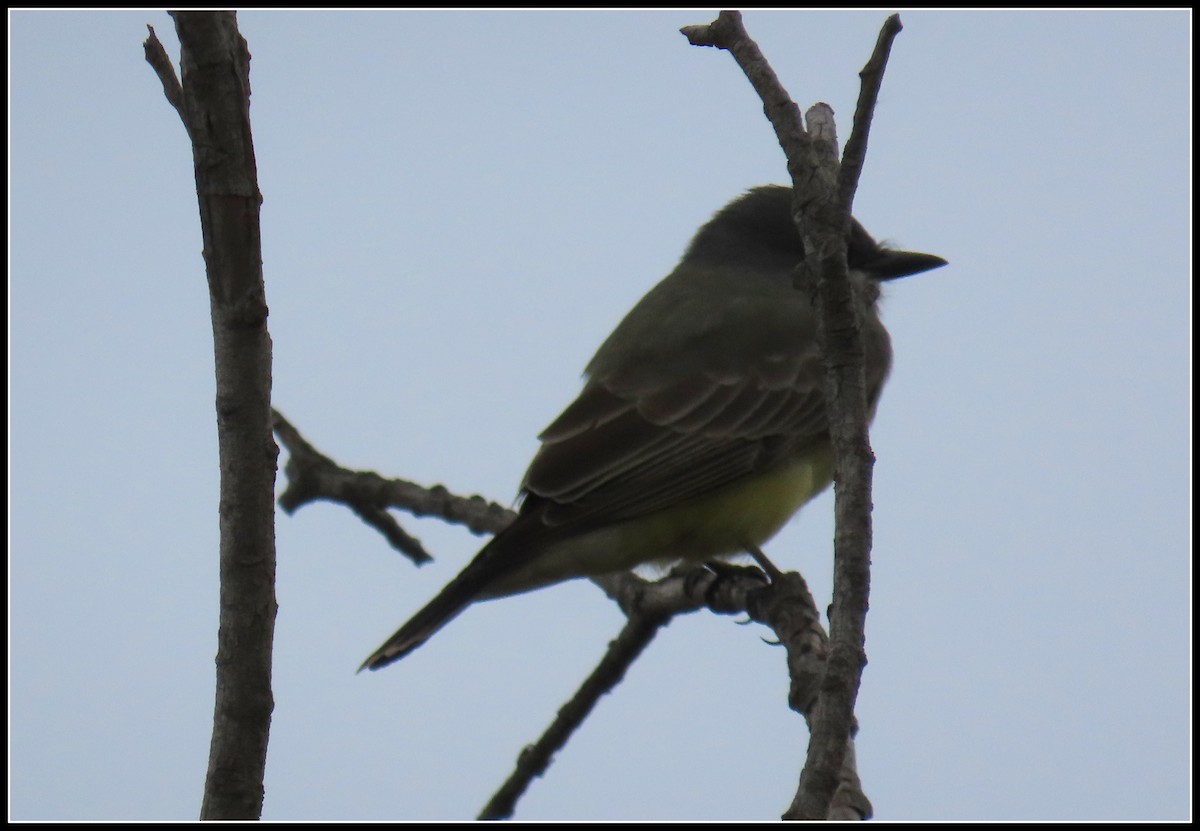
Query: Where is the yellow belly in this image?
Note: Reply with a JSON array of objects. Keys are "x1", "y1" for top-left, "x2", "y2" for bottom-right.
[
  {"x1": 488, "y1": 447, "x2": 833, "y2": 597},
  {"x1": 635, "y1": 446, "x2": 834, "y2": 563}
]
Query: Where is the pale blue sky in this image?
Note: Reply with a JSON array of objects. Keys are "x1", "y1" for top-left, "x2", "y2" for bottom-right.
[{"x1": 9, "y1": 9, "x2": 1191, "y2": 821}]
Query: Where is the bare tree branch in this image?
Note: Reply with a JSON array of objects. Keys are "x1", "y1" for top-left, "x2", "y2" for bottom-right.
[
  {"x1": 682, "y1": 9, "x2": 906, "y2": 820},
  {"x1": 144, "y1": 11, "x2": 277, "y2": 820},
  {"x1": 794, "y1": 14, "x2": 905, "y2": 823},
  {"x1": 273, "y1": 408, "x2": 511, "y2": 563},
  {"x1": 837, "y1": 15, "x2": 904, "y2": 214},
  {"x1": 479, "y1": 607, "x2": 667, "y2": 820},
  {"x1": 143, "y1": 24, "x2": 185, "y2": 128}
]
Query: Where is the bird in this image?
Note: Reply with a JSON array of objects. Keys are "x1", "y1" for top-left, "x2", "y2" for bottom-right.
[{"x1": 361, "y1": 184, "x2": 946, "y2": 671}]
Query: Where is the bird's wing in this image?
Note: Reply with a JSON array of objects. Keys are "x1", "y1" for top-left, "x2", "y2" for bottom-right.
[{"x1": 522, "y1": 343, "x2": 831, "y2": 529}]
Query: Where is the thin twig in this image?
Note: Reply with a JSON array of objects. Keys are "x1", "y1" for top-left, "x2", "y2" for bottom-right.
[
  {"x1": 478, "y1": 611, "x2": 668, "y2": 820},
  {"x1": 837, "y1": 14, "x2": 904, "y2": 216},
  {"x1": 273, "y1": 408, "x2": 510, "y2": 562},
  {"x1": 143, "y1": 25, "x2": 185, "y2": 129}
]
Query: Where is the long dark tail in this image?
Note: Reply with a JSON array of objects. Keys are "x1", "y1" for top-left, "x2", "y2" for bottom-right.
[
  {"x1": 358, "y1": 510, "x2": 556, "y2": 671},
  {"x1": 357, "y1": 544, "x2": 502, "y2": 671}
]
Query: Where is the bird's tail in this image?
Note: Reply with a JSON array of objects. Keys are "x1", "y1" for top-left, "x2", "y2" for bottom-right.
[
  {"x1": 357, "y1": 517, "x2": 554, "y2": 672},
  {"x1": 358, "y1": 546, "x2": 499, "y2": 672}
]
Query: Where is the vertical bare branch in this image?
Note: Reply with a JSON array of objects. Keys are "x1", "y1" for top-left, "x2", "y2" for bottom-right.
[
  {"x1": 144, "y1": 11, "x2": 277, "y2": 820},
  {"x1": 682, "y1": 10, "x2": 906, "y2": 820},
  {"x1": 794, "y1": 15, "x2": 905, "y2": 823}
]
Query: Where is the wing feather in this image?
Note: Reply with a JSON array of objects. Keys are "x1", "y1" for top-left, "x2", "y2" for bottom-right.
[{"x1": 523, "y1": 351, "x2": 832, "y2": 530}]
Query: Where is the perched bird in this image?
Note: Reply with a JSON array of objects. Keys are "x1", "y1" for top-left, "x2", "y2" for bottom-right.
[{"x1": 362, "y1": 185, "x2": 946, "y2": 670}]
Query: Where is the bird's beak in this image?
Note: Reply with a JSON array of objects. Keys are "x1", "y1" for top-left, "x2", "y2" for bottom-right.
[{"x1": 869, "y1": 249, "x2": 949, "y2": 282}]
